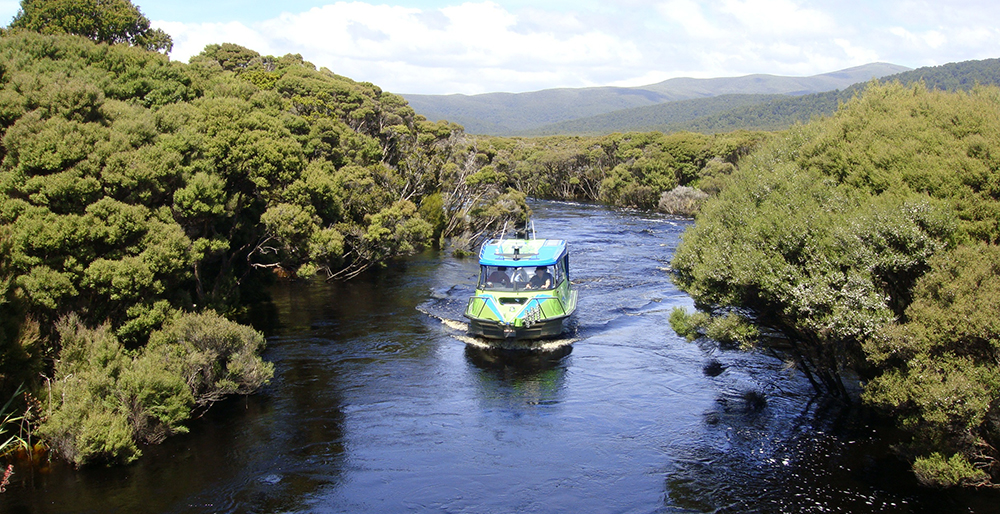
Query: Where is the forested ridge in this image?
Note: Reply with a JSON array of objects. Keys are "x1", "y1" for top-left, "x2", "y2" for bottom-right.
[
  {"x1": 405, "y1": 62, "x2": 908, "y2": 136},
  {"x1": 518, "y1": 58, "x2": 1000, "y2": 136},
  {"x1": 594, "y1": 58, "x2": 1000, "y2": 136},
  {"x1": 521, "y1": 93, "x2": 788, "y2": 136}
]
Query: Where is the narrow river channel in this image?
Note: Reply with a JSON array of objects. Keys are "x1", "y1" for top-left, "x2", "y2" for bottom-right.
[{"x1": 5, "y1": 201, "x2": 998, "y2": 513}]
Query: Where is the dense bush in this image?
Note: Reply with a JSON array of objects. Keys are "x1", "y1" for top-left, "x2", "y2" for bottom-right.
[
  {"x1": 5, "y1": 0, "x2": 172, "y2": 52},
  {"x1": 144, "y1": 311, "x2": 274, "y2": 409},
  {"x1": 657, "y1": 186, "x2": 708, "y2": 216},
  {"x1": 671, "y1": 82, "x2": 1000, "y2": 486},
  {"x1": 0, "y1": 31, "x2": 455, "y2": 344},
  {"x1": 40, "y1": 314, "x2": 172, "y2": 465},
  {"x1": 0, "y1": 29, "x2": 521, "y2": 464},
  {"x1": 444, "y1": 130, "x2": 769, "y2": 211},
  {"x1": 39, "y1": 311, "x2": 271, "y2": 465}
]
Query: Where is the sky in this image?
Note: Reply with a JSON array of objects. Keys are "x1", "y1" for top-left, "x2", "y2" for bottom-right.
[{"x1": 1, "y1": 0, "x2": 998, "y2": 95}]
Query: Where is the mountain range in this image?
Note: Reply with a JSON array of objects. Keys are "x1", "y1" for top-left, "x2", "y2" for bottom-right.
[{"x1": 401, "y1": 62, "x2": 910, "y2": 135}]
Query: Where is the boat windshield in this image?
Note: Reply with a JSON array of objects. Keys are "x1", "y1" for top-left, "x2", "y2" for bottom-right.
[{"x1": 479, "y1": 264, "x2": 558, "y2": 291}]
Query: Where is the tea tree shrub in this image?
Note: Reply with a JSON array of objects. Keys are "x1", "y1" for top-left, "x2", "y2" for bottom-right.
[{"x1": 672, "y1": 83, "x2": 1000, "y2": 485}]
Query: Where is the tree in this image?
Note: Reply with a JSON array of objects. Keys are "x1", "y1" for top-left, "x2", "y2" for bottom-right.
[
  {"x1": 0, "y1": 31, "x2": 466, "y2": 464},
  {"x1": 671, "y1": 82, "x2": 1000, "y2": 486},
  {"x1": 864, "y1": 244, "x2": 1000, "y2": 486},
  {"x1": 6, "y1": 0, "x2": 173, "y2": 52}
]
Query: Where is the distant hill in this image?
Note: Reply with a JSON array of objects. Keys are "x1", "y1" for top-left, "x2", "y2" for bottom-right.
[
  {"x1": 654, "y1": 57, "x2": 1000, "y2": 135},
  {"x1": 401, "y1": 87, "x2": 672, "y2": 135},
  {"x1": 638, "y1": 62, "x2": 908, "y2": 97},
  {"x1": 401, "y1": 63, "x2": 909, "y2": 135},
  {"x1": 522, "y1": 94, "x2": 788, "y2": 136}
]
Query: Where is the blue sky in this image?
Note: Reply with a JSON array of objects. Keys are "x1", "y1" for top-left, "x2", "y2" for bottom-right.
[{"x1": 2, "y1": 1, "x2": 998, "y2": 95}]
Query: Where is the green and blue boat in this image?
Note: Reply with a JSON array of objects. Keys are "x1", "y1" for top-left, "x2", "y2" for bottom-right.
[{"x1": 464, "y1": 234, "x2": 577, "y2": 342}]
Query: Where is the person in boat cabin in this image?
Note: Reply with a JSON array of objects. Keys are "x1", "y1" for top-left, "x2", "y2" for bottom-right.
[
  {"x1": 527, "y1": 266, "x2": 553, "y2": 289},
  {"x1": 487, "y1": 266, "x2": 510, "y2": 286},
  {"x1": 511, "y1": 267, "x2": 530, "y2": 284}
]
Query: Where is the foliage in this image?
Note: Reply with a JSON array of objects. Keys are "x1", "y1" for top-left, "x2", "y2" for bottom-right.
[
  {"x1": 445, "y1": 130, "x2": 769, "y2": 211},
  {"x1": 5, "y1": 0, "x2": 172, "y2": 52},
  {"x1": 38, "y1": 311, "x2": 272, "y2": 466},
  {"x1": 669, "y1": 307, "x2": 708, "y2": 342},
  {"x1": 0, "y1": 32, "x2": 457, "y2": 333},
  {"x1": 912, "y1": 453, "x2": 990, "y2": 488},
  {"x1": 658, "y1": 186, "x2": 708, "y2": 216},
  {"x1": 0, "y1": 32, "x2": 480, "y2": 463},
  {"x1": 863, "y1": 244, "x2": 1000, "y2": 483},
  {"x1": 0, "y1": 384, "x2": 29, "y2": 457},
  {"x1": 668, "y1": 307, "x2": 758, "y2": 349},
  {"x1": 672, "y1": 82, "x2": 1000, "y2": 485},
  {"x1": 144, "y1": 311, "x2": 274, "y2": 409},
  {"x1": 39, "y1": 315, "x2": 149, "y2": 465}
]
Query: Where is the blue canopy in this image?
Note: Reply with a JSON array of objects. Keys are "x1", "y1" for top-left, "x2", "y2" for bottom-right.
[{"x1": 478, "y1": 239, "x2": 567, "y2": 267}]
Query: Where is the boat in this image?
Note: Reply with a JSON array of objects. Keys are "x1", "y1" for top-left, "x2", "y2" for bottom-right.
[{"x1": 463, "y1": 231, "x2": 577, "y2": 343}]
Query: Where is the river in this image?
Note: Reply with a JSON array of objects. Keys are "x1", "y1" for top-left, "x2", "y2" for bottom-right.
[{"x1": 4, "y1": 201, "x2": 998, "y2": 513}]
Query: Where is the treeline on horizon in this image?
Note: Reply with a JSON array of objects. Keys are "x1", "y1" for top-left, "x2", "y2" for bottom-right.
[{"x1": 2, "y1": 0, "x2": 1000, "y2": 494}]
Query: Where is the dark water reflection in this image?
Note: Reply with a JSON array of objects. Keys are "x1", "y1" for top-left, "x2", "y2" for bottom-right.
[{"x1": 5, "y1": 201, "x2": 1000, "y2": 513}]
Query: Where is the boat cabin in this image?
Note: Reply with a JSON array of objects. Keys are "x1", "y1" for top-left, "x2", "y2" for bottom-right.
[{"x1": 477, "y1": 238, "x2": 569, "y2": 291}]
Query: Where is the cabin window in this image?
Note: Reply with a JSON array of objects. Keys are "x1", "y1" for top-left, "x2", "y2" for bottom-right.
[
  {"x1": 480, "y1": 265, "x2": 513, "y2": 290},
  {"x1": 479, "y1": 264, "x2": 557, "y2": 291}
]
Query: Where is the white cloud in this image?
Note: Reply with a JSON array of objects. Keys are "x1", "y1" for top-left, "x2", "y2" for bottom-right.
[
  {"x1": 952, "y1": 26, "x2": 997, "y2": 48},
  {"x1": 719, "y1": 0, "x2": 836, "y2": 37},
  {"x1": 161, "y1": 1, "x2": 644, "y2": 94},
  {"x1": 654, "y1": 0, "x2": 728, "y2": 39},
  {"x1": 143, "y1": 0, "x2": 1000, "y2": 94},
  {"x1": 158, "y1": 20, "x2": 277, "y2": 62},
  {"x1": 889, "y1": 26, "x2": 946, "y2": 50},
  {"x1": 834, "y1": 38, "x2": 880, "y2": 64},
  {"x1": 0, "y1": 1, "x2": 18, "y2": 21}
]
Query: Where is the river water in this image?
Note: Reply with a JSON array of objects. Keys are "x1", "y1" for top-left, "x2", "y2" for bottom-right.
[{"x1": 4, "y1": 201, "x2": 998, "y2": 513}]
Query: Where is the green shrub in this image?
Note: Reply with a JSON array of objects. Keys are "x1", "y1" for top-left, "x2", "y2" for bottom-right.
[
  {"x1": 704, "y1": 312, "x2": 759, "y2": 349},
  {"x1": 673, "y1": 82, "x2": 1000, "y2": 484},
  {"x1": 669, "y1": 308, "x2": 758, "y2": 348},
  {"x1": 38, "y1": 315, "x2": 141, "y2": 466},
  {"x1": 913, "y1": 453, "x2": 989, "y2": 488},
  {"x1": 863, "y1": 244, "x2": 1000, "y2": 475},
  {"x1": 669, "y1": 307, "x2": 707, "y2": 341},
  {"x1": 38, "y1": 311, "x2": 272, "y2": 466},
  {"x1": 657, "y1": 186, "x2": 709, "y2": 216},
  {"x1": 146, "y1": 310, "x2": 274, "y2": 408}
]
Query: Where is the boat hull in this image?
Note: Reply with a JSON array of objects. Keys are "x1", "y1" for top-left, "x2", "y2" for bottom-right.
[{"x1": 466, "y1": 315, "x2": 568, "y2": 341}]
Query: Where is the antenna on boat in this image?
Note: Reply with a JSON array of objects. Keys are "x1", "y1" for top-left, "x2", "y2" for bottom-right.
[
  {"x1": 531, "y1": 220, "x2": 536, "y2": 240},
  {"x1": 494, "y1": 221, "x2": 508, "y2": 255}
]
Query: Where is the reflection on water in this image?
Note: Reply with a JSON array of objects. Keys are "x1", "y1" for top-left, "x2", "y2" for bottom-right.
[
  {"x1": 5, "y1": 200, "x2": 1000, "y2": 513},
  {"x1": 465, "y1": 345, "x2": 571, "y2": 409},
  {"x1": 465, "y1": 344, "x2": 572, "y2": 372}
]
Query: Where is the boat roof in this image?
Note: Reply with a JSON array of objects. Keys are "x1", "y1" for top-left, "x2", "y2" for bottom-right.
[{"x1": 478, "y1": 238, "x2": 567, "y2": 267}]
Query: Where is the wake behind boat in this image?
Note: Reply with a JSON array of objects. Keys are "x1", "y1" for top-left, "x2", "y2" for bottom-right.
[{"x1": 463, "y1": 232, "x2": 577, "y2": 346}]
